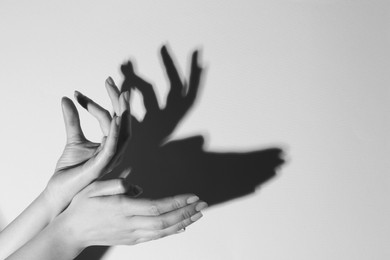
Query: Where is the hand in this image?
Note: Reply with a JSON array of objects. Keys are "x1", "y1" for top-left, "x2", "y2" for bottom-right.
[
  {"x1": 7, "y1": 177, "x2": 206, "y2": 260},
  {"x1": 0, "y1": 92, "x2": 132, "y2": 259},
  {"x1": 55, "y1": 179, "x2": 207, "y2": 248},
  {"x1": 119, "y1": 45, "x2": 203, "y2": 146},
  {"x1": 74, "y1": 46, "x2": 202, "y2": 178},
  {"x1": 44, "y1": 91, "x2": 131, "y2": 217}
]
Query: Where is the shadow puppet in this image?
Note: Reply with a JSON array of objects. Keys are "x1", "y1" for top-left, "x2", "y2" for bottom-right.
[{"x1": 76, "y1": 46, "x2": 285, "y2": 260}]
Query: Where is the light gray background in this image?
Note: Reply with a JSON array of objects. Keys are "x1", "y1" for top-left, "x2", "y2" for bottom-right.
[{"x1": 0, "y1": 0, "x2": 389, "y2": 259}]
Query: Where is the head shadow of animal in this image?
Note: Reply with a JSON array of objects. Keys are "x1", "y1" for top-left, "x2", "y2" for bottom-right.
[{"x1": 76, "y1": 46, "x2": 285, "y2": 260}]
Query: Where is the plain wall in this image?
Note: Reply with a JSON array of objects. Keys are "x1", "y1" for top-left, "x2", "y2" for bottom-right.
[{"x1": 0, "y1": 0, "x2": 389, "y2": 259}]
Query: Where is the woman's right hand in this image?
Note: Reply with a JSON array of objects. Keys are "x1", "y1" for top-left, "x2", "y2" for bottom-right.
[
  {"x1": 7, "y1": 177, "x2": 207, "y2": 260},
  {"x1": 53, "y1": 178, "x2": 207, "y2": 250}
]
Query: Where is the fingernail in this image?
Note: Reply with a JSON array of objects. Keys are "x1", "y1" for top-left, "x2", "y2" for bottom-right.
[
  {"x1": 195, "y1": 202, "x2": 208, "y2": 212},
  {"x1": 74, "y1": 91, "x2": 88, "y2": 109},
  {"x1": 132, "y1": 185, "x2": 143, "y2": 196},
  {"x1": 107, "y1": 76, "x2": 114, "y2": 86},
  {"x1": 176, "y1": 228, "x2": 185, "y2": 234},
  {"x1": 115, "y1": 116, "x2": 121, "y2": 125},
  {"x1": 119, "y1": 168, "x2": 131, "y2": 179},
  {"x1": 186, "y1": 196, "x2": 199, "y2": 204},
  {"x1": 190, "y1": 212, "x2": 203, "y2": 222}
]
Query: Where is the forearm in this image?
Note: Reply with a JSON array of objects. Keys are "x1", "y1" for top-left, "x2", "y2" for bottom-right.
[
  {"x1": 0, "y1": 190, "x2": 56, "y2": 258},
  {"x1": 6, "y1": 216, "x2": 83, "y2": 260}
]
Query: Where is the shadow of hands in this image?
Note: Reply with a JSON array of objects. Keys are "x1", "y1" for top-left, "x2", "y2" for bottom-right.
[
  {"x1": 112, "y1": 45, "x2": 284, "y2": 205},
  {"x1": 131, "y1": 135, "x2": 284, "y2": 205},
  {"x1": 119, "y1": 46, "x2": 201, "y2": 147},
  {"x1": 76, "y1": 45, "x2": 285, "y2": 260}
]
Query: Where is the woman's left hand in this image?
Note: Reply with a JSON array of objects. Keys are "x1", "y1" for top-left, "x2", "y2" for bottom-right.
[{"x1": 44, "y1": 89, "x2": 131, "y2": 218}]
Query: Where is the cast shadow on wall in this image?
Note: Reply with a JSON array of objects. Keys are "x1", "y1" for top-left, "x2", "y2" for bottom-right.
[{"x1": 76, "y1": 48, "x2": 285, "y2": 260}]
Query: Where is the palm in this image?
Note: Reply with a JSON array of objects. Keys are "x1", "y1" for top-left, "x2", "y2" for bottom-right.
[{"x1": 55, "y1": 140, "x2": 100, "y2": 172}]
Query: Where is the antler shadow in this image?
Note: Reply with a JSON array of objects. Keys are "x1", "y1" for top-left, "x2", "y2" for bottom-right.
[{"x1": 76, "y1": 46, "x2": 285, "y2": 259}]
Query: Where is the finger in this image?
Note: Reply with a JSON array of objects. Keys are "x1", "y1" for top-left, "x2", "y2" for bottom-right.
[
  {"x1": 161, "y1": 45, "x2": 183, "y2": 95},
  {"x1": 105, "y1": 77, "x2": 120, "y2": 116},
  {"x1": 94, "y1": 115, "x2": 121, "y2": 169},
  {"x1": 133, "y1": 212, "x2": 203, "y2": 244},
  {"x1": 85, "y1": 171, "x2": 143, "y2": 199},
  {"x1": 127, "y1": 201, "x2": 207, "y2": 230},
  {"x1": 119, "y1": 92, "x2": 129, "y2": 115},
  {"x1": 132, "y1": 74, "x2": 160, "y2": 114},
  {"x1": 120, "y1": 61, "x2": 137, "y2": 92},
  {"x1": 119, "y1": 93, "x2": 132, "y2": 141},
  {"x1": 74, "y1": 91, "x2": 112, "y2": 136},
  {"x1": 61, "y1": 97, "x2": 86, "y2": 143},
  {"x1": 121, "y1": 60, "x2": 160, "y2": 113},
  {"x1": 87, "y1": 177, "x2": 129, "y2": 198},
  {"x1": 186, "y1": 50, "x2": 203, "y2": 106},
  {"x1": 101, "y1": 108, "x2": 132, "y2": 175},
  {"x1": 121, "y1": 194, "x2": 200, "y2": 217}
]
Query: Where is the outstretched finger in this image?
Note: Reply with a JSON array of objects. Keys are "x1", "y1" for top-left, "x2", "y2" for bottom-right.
[
  {"x1": 61, "y1": 97, "x2": 86, "y2": 143},
  {"x1": 186, "y1": 50, "x2": 203, "y2": 106},
  {"x1": 127, "y1": 201, "x2": 207, "y2": 230},
  {"x1": 133, "y1": 211, "x2": 203, "y2": 244},
  {"x1": 74, "y1": 91, "x2": 112, "y2": 136},
  {"x1": 105, "y1": 77, "x2": 121, "y2": 116},
  {"x1": 161, "y1": 45, "x2": 183, "y2": 95},
  {"x1": 120, "y1": 194, "x2": 201, "y2": 217}
]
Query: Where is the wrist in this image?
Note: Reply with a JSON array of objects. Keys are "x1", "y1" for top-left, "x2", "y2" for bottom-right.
[
  {"x1": 47, "y1": 213, "x2": 86, "y2": 257},
  {"x1": 40, "y1": 187, "x2": 62, "y2": 221}
]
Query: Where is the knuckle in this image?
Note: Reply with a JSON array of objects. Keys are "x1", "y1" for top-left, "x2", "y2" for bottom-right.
[
  {"x1": 181, "y1": 210, "x2": 192, "y2": 220},
  {"x1": 118, "y1": 196, "x2": 130, "y2": 216},
  {"x1": 177, "y1": 221, "x2": 187, "y2": 231},
  {"x1": 172, "y1": 197, "x2": 184, "y2": 210},
  {"x1": 149, "y1": 204, "x2": 161, "y2": 216},
  {"x1": 152, "y1": 232, "x2": 163, "y2": 240},
  {"x1": 155, "y1": 219, "x2": 168, "y2": 230}
]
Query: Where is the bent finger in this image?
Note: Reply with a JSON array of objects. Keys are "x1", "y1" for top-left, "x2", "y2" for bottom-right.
[
  {"x1": 86, "y1": 172, "x2": 142, "y2": 198},
  {"x1": 61, "y1": 97, "x2": 86, "y2": 143},
  {"x1": 93, "y1": 115, "x2": 121, "y2": 169},
  {"x1": 74, "y1": 91, "x2": 111, "y2": 136},
  {"x1": 105, "y1": 77, "x2": 120, "y2": 116},
  {"x1": 87, "y1": 177, "x2": 129, "y2": 198}
]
